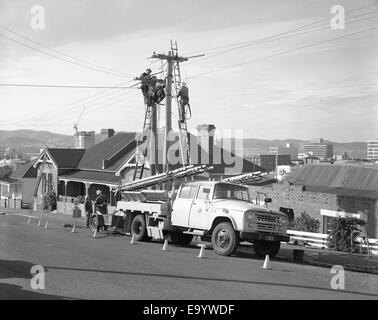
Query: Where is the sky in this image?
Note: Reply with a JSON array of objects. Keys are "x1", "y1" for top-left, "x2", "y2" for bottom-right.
[{"x1": 0, "y1": 0, "x2": 377, "y2": 142}]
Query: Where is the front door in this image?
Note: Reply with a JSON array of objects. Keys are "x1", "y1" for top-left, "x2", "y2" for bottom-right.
[
  {"x1": 171, "y1": 184, "x2": 198, "y2": 227},
  {"x1": 189, "y1": 185, "x2": 212, "y2": 229}
]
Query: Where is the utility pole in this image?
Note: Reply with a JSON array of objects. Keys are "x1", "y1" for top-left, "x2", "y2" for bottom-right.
[{"x1": 149, "y1": 43, "x2": 204, "y2": 175}]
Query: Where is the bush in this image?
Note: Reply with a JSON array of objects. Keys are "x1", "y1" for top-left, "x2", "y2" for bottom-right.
[
  {"x1": 43, "y1": 191, "x2": 57, "y2": 211},
  {"x1": 327, "y1": 217, "x2": 366, "y2": 252},
  {"x1": 293, "y1": 212, "x2": 320, "y2": 233}
]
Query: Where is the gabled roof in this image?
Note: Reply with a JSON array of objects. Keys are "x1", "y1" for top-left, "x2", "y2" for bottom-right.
[
  {"x1": 286, "y1": 164, "x2": 378, "y2": 199},
  {"x1": 10, "y1": 160, "x2": 37, "y2": 179},
  {"x1": 47, "y1": 149, "x2": 85, "y2": 168},
  {"x1": 77, "y1": 132, "x2": 136, "y2": 171}
]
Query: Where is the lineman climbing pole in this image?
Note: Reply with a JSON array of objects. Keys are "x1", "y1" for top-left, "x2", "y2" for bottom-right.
[{"x1": 151, "y1": 42, "x2": 204, "y2": 172}]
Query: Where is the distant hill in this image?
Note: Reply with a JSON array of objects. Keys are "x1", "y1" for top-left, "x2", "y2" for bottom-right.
[
  {"x1": 0, "y1": 130, "x2": 367, "y2": 159},
  {"x1": 0, "y1": 130, "x2": 73, "y2": 153}
]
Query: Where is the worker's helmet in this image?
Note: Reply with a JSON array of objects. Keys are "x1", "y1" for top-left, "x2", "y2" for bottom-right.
[
  {"x1": 182, "y1": 82, "x2": 187, "y2": 86},
  {"x1": 96, "y1": 190, "x2": 101, "y2": 195},
  {"x1": 146, "y1": 68, "x2": 152, "y2": 73}
]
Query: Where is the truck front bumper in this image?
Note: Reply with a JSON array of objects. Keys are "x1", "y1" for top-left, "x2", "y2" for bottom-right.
[{"x1": 240, "y1": 232, "x2": 290, "y2": 243}]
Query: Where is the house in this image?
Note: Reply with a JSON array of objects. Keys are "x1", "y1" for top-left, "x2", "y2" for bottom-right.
[
  {"x1": 0, "y1": 161, "x2": 37, "y2": 209},
  {"x1": 28, "y1": 125, "x2": 265, "y2": 215},
  {"x1": 248, "y1": 164, "x2": 378, "y2": 238}
]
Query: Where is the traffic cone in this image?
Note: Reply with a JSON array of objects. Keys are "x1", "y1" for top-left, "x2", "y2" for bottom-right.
[
  {"x1": 27, "y1": 217, "x2": 31, "y2": 224},
  {"x1": 71, "y1": 224, "x2": 76, "y2": 233},
  {"x1": 197, "y1": 244, "x2": 205, "y2": 258},
  {"x1": 130, "y1": 233, "x2": 135, "y2": 244},
  {"x1": 161, "y1": 238, "x2": 168, "y2": 251},
  {"x1": 44, "y1": 221, "x2": 48, "y2": 229},
  {"x1": 93, "y1": 228, "x2": 97, "y2": 238},
  {"x1": 37, "y1": 219, "x2": 41, "y2": 228},
  {"x1": 262, "y1": 255, "x2": 271, "y2": 270}
]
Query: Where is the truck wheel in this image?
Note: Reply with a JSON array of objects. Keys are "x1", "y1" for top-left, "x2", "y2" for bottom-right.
[
  {"x1": 131, "y1": 214, "x2": 151, "y2": 242},
  {"x1": 253, "y1": 240, "x2": 280, "y2": 258},
  {"x1": 168, "y1": 232, "x2": 193, "y2": 246},
  {"x1": 211, "y1": 222, "x2": 239, "y2": 256}
]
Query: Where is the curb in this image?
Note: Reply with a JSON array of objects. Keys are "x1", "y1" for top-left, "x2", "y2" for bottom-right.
[{"x1": 310, "y1": 260, "x2": 378, "y2": 275}]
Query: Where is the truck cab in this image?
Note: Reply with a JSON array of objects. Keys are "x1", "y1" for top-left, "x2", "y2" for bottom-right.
[{"x1": 171, "y1": 181, "x2": 289, "y2": 257}]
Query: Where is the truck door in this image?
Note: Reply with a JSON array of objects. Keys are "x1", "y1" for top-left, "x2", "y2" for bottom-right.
[
  {"x1": 171, "y1": 184, "x2": 198, "y2": 227},
  {"x1": 189, "y1": 185, "x2": 212, "y2": 229}
]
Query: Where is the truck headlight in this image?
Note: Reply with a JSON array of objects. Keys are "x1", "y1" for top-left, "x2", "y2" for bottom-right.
[
  {"x1": 279, "y1": 217, "x2": 287, "y2": 225},
  {"x1": 245, "y1": 211, "x2": 255, "y2": 222}
]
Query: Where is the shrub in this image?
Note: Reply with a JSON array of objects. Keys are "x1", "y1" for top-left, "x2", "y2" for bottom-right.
[
  {"x1": 43, "y1": 191, "x2": 57, "y2": 211},
  {"x1": 293, "y1": 212, "x2": 320, "y2": 233},
  {"x1": 327, "y1": 217, "x2": 366, "y2": 252}
]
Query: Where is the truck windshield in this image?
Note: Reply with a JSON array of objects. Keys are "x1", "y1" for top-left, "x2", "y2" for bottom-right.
[{"x1": 213, "y1": 183, "x2": 250, "y2": 202}]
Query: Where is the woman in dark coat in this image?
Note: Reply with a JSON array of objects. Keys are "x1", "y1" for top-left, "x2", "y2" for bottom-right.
[{"x1": 85, "y1": 195, "x2": 93, "y2": 228}]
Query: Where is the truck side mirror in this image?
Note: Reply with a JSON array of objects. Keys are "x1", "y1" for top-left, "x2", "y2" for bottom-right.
[{"x1": 264, "y1": 198, "x2": 272, "y2": 203}]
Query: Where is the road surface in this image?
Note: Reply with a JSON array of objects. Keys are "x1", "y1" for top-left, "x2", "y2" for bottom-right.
[{"x1": 0, "y1": 214, "x2": 377, "y2": 299}]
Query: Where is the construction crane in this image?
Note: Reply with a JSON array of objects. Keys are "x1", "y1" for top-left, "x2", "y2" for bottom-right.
[{"x1": 73, "y1": 105, "x2": 86, "y2": 136}]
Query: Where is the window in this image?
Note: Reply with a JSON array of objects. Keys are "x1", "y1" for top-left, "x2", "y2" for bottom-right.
[
  {"x1": 213, "y1": 183, "x2": 250, "y2": 202},
  {"x1": 197, "y1": 186, "x2": 211, "y2": 200},
  {"x1": 179, "y1": 184, "x2": 197, "y2": 199}
]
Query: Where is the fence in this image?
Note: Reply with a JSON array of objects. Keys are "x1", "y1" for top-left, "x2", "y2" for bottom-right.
[{"x1": 286, "y1": 229, "x2": 378, "y2": 255}]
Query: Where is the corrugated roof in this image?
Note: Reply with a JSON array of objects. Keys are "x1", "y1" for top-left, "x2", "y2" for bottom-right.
[
  {"x1": 78, "y1": 132, "x2": 136, "y2": 171},
  {"x1": 47, "y1": 149, "x2": 85, "y2": 168},
  {"x1": 287, "y1": 164, "x2": 378, "y2": 198}
]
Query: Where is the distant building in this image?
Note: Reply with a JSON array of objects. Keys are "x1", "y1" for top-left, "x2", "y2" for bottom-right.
[
  {"x1": 269, "y1": 143, "x2": 298, "y2": 161},
  {"x1": 298, "y1": 138, "x2": 333, "y2": 159},
  {"x1": 257, "y1": 154, "x2": 291, "y2": 172},
  {"x1": 73, "y1": 131, "x2": 96, "y2": 149},
  {"x1": 367, "y1": 139, "x2": 378, "y2": 160},
  {"x1": 98, "y1": 129, "x2": 115, "y2": 143},
  {"x1": 335, "y1": 152, "x2": 351, "y2": 161}
]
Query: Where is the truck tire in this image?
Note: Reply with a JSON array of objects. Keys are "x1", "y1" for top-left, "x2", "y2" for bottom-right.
[
  {"x1": 131, "y1": 214, "x2": 151, "y2": 242},
  {"x1": 168, "y1": 232, "x2": 193, "y2": 246},
  {"x1": 211, "y1": 222, "x2": 239, "y2": 256},
  {"x1": 253, "y1": 240, "x2": 280, "y2": 258}
]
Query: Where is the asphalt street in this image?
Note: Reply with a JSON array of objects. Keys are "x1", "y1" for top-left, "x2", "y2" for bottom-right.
[{"x1": 0, "y1": 214, "x2": 377, "y2": 300}]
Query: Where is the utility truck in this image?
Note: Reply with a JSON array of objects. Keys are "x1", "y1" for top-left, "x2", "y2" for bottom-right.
[
  {"x1": 114, "y1": 178, "x2": 289, "y2": 257},
  {"x1": 90, "y1": 42, "x2": 289, "y2": 258}
]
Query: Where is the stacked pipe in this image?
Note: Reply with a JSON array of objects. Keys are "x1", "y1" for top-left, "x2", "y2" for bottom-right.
[
  {"x1": 221, "y1": 171, "x2": 267, "y2": 184},
  {"x1": 115, "y1": 165, "x2": 213, "y2": 192}
]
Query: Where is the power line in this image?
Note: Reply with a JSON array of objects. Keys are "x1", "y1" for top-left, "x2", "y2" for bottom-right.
[
  {"x1": 186, "y1": 9, "x2": 378, "y2": 66},
  {"x1": 0, "y1": 32, "x2": 132, "y2": 78},
  {"x1": 0, "y1": 24, "x2": 133, "y2": 78},
  {"x1": 0, "y1": 83, "x2": 139, "y2": 89},
  {"x1": 12, "y1": 86, "x2": 137, "y2": 126},
  {"x1": 15, "y1": 91, "x2": 141, "y2": 130},
  {"x1": 182, "y1": 3, "x2": 377, "y2": 56},
  {"x1": 188, "y1": 25, "x2": 378, "y2": 79}
]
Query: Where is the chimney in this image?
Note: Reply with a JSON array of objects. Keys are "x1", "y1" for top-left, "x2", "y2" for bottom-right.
[
  {"x1": 99, "y1": 129, "x2": 115, "y2": 142},
  {"x1": 197, "y1": 124, "x2": 216, "y2": 165}
]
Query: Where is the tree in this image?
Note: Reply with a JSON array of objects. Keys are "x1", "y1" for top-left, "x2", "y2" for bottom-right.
[
  {"x1": 293, "y1": 212, "x2": 320, "y2": 233},
  {"x1": 327, "y1": 217, "x2": 366, "y2": 252}
]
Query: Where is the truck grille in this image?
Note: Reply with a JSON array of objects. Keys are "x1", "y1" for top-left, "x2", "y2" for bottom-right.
[{"x1": 255, "y1": 214, "x2": 279, "y2": 233}]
